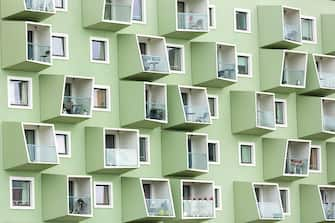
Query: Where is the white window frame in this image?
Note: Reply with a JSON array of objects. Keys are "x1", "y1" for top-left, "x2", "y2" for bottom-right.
[
  {"x1": 93, "y1": 84, "x2": 111, "y2": 112},
  {"x1": 301, "y1": 15, "x2": 317, "y2": 44},
  {"x1": 275, "y1": 99, "x2": 288, "y2": 128},
  {"x1": 55, "y1": 0, "x2": 68, "y2": 12},
  {"x1": 90, "y1": 37, "x2": 110, "y2": 64},
  {"x1": 132, "y1": 0, "x2": 146, "y2": 24},
  {"x1": 52, "y1": 33, "x2": 69, "y2": 60},
  {"x1": 9, "y1": 176, "x2": 35, "y2": 209},
  {"x1": 7, "y1": 76, "x2": 33, "y2": 110},
  {"x1": 214, "y1": 185, "x2": 222, "y2": 210},
  {"x1": 208, "y1": 5, "x2": 216, "y2": 29},
  {"x1": 238, "y1": 142, "x2": 256, "y2": 167},
  {"x1": 139, "y1": 134, "x2": 151, "y2": 165},
  {"x1": 237, "y1": 53, "x2": 253, "y2": 77},
  {"x1": 208, "y1": 95, "x2": 219, "y2": 119},
  {"x1": 234, "y1": 8, "x2": 251, "y2": 33},
  {"x1": 208, "y1": 139, "x2": 220, "y2": 165},
  {"x1": 55, "y1": 130, "x2": 71, "y2": 158},
  {"x1": 166, "y1": 43, "x2": 185, "y2": 74},
  {"x1": 279, "y1": 187, "x2": 291, "y2": 216},
  {"x1": 309, "y1": 145, "x2": 322, "y2": 173},
  {"x1": 94, "y1": 181, "x2": 113, "y2": 209}
]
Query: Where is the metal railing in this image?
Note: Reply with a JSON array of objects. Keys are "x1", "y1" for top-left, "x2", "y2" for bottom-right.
[
  {"x1": 184, "y1": 105, "x2": 210, "y2": 123},
  {"x1": 282, "y1": 69, "x2": 305, "y2": 86},
  {"x1": 68, "y1": 196, "x2": 91, "y2": 215},
  {"x1": 285, "y1": 158, "x2": 308, "y2": 175},
  {"x1": 105, "y1": 148, "x2": 138, "y2": 167},
  {"x1": 27, "y1": 144, "x2": 57, "y2": 163},
  {"x1": 183, "y1": 200, "x2": 214, "y2": 218},
  {"x1": 319, "y1": 72, "x2": 335, "y2": 89},
  {"x1": 324, "y1": 115, "x2": 335, "y2": 132},
  {"x1": 145, "y1": 198, "x2": 174, "y2": 216},
  {"x1": 188, "y1": 152, "x2": 208, "y2": 170},
  {"x1": 25, "y1": 0, "x2": 54, "y2": 12},
  {"x1": 284, "y1": 24, "x2": 301, "y2": 42},
  {"x1": 146, "y1": 102, "x2": 166, "y2": 120},
  {"x1": 178, "y1": 12, "x2": 208, "y2": 30},
  {"x1": 62, "y1": 96, "x2": 91, "y2": 115},
  {"x1": 257, "y1": 202, "x2": 283, "y2": 219},
  {"x1": 217, "y1": 63, "x2": 236, "y2": 80},
  {"x1": 323, "y1": 203, "x2": 335, "y2": 219},
  {"x1": 142, "y1": 55, "x2": 169, "y2": 73},
  {"x1": 257, "y1": 110, "x2": 275, "y2": 128},
  {"x1": 104, "y1": 2, "x2": 132, "y2": 22},
  {"x1": 27, "y1": 42, "x2": 51, "y2": 63}
]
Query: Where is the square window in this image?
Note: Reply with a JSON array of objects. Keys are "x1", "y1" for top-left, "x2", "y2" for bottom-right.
[
  {"x1": 90, "y1": 38, "x2": 109, "y2": 63},
  {"x1": 279, "y1": 188, "x2": 290, "y2": 215},
  {"x1": 208, "y1": 140, "x2": 220, "y2": 164},
  {"x1": 167, "y1": 44, "x2": 185, "y2": 73},
  {"x1": 10, "y1": 177, "x2": 34, "y2": 209},
  {"x1": 214, "y1": 186, "x2": 222, "y2": 210},
  {"x1": 55, "y1": 131, "x2": 71, "y2": 157},
  {"x1": 237, "y1": 54, "x2": 252, "y2": 77},
  {"x1": 132, "y1": 0, "x2": 145, "y2": 23},
  {"x1": 55, "y1": 0, "x2": 67, "y2": 11},
  {"x1": 93, "y1": 85, "x2": 111, "y2": 111},
  {"x1": 310, "y1": 146, "x2": 321, "y2": 172},
  {"x1": 94, "y1": 182, "x2": 113, "y2": 208},
  {"x1": 239, "y1": 143, "x2": 255, "y2": 166},
  {"x1": 52, "y1": 33, "x2": 69, "y2": 59},
  {"x1": 301, "y1": 16, "x2": 317, "y2": 43},
  {"x1": 275, "y1": 99, "x2": 287, "y2": 127},
  {"x1": 139, "y1": 135, "x2": 150, "y2": 164},
  {"x1": 8, "y1": 76, "x2": 32, "y2": 109},
  {"x1": 209, "y1": 5, "x2": 216, "y2": 29},
  {"x1": 234, "y1": 9, "x2": 251, "y2": 33},
  {"x1": 208, "y1": 95, "x2": 219, "y2": 119}
]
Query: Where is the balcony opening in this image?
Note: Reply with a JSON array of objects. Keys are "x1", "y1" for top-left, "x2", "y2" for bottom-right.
[
  {"x1": 216, "y1": 44, "x2": 237, "y2": 81},
  {"x1": 284, "y1": 140, "x2": 310, "y2": 176},
  {"x1": 104, "y1": 129, "x2": 138, "y2": 168},
  {"x1": 25, "y1": 0, "x2": 55, "y2": 12},
  {"x1": 187, "y1": 134, "x2": 208, "y2": 171},
  {"x1": 254, "y1": 184, "x2": 283, "y2": 220},
  {"x1": 68, "y1": 177, "x2": 92, "y2": 216},
  {"x1": 103, "y1": 0, "x2": 132, "y2": 23},
  {"x1": 281, "y1": 51, "x2": 306, "y2": 87},
  {"x1": 177, "y1": 0, "x2": 208, "y2": 31},
  {"x1": 138, "y1": 36, "x2": 169, "y2": 73},
  {"x1": 182, "y1": 181, "x2": 214, "y2": 218},
  {"x1": 322, "y1": 99, "x2": 335, "y2": 132},
  {"x1": 62, "y1": 77, "x2": 93, "y2": 116},
  {"x1": 256, "y1": 93, "x2": 275, "y2": 129},
  {"x1": 283, "y1": 7, "x2": 301, "y2": 43},
  {"x1": 142, "y1": 180, "x2": 174, "y2": 217},
  {"x1": 315, "y1": 55, "x2": 335, "y2": 89},
  {"x1": 27, "y1": 23, "x2": 51, "y2": 64},
  {"x1": 23, "y1": 124, "x2": 57, "y2": 164},
  {"x1": 320, "y1": 187, "x2": 335, "y2": 220},
  {"x1": 145, "y1": 84, "x2": 166, "y2": 121}
]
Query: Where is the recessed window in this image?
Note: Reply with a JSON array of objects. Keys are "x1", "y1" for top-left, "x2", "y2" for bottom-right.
[
  {"x1": 209, "y1": 5, "x2": 216, "y2": 29},
  {"x1": 139, "y1": 135, "x2": 150, "y2": 165},
  {"x1": 55, "y1": 0, "x2": 67, "y2": 11},
  {"x1": 275, "y1": 99, "x2": 287, "y2": 127},
  {"x1": 52, "y1": 33, "x2": 69, "y2": 59},
  {"x1": 279, "y1": 188, "x2": 290, "y2": 216},
  {"x1": 237, "y1": 53, "x2": 252, "y2": 77},
  {"x1": 310, "y1": 146, "x2": 321, "y2": 172},
  {"x1": 93, "y1": 85, "x2": 111, "y2": 112},
  {"x1": 208, "y1": 95, "x2": 219, "y2": 119},
  {"x1": 214, "y1": 186, "x2": 222, "y2": 210},
  {"x1": 234, "y1": 9, "x2": 251, "y2": 33},
  {"x1": 167, "y1": 44, "x2": 185, "y2": 73},
  {"x1": 55, "y1": 131, "x2": 71, "y2": 158},
  {"x1": 132, "y1": 0, "x2": 145, "y2": 23},
  {"x1": 239, "y1": 142, "x2": 255, "y2": 166},
  {"x1": 301, "y1": 16, "x2": 317, "y2": 44},
  {"x1": 8, "y1": 76, "x2": 32, "y2": 109},
  {"x1": 10, "y1": 176, "x2": 35, "y2": 209},
  {"x1": 208, "y1": 140, "x2": 220, "y2": 164},
  {"x1": 90, "y1": 37, "x2": 109, "y2": 64},
  {"x1": 94, "y1": 182, "x2": 113, "y2": 208}
]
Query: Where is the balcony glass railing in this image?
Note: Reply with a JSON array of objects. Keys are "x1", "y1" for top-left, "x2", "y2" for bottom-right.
[
  {"x1": 188, "y1": 152, "x2": 207, "y2": 170},
  {"x1": 285, "y1": 157, "x2": 308, "y2": 175},
  {"x1": 104, "y1": 3, "x2": 132, "y2": 23},
  {"x1": 282, "y1": 69, "x2": 305, "y2": 86},
  {"x1": 184, "y1": 105, "x2": 210, "y2": 123},
  {"x1": 27, "y1": 144, "x2": 57, "y2": 163},
  {"x1": 257, "y1": 202, "x2": 283, "y2": 219},
  {"x1": 146, "y1": 102, "x2": 166, "y2": 120},
  {"x1": 323, "y1": 203, "x2": 335, "y2": 219},
  {"x1": 324, "y1": 115, "x2": 335, "y2": 132},
  {"x1": 183, "y1": 200, "x2": 214, "y2": 218},
  {"x1": 142, "y1": 55, "x2": 169, "y2": 73},
  {"x1": 62, "y1": 96, "x2": 91, "y2": 116},
  {"x1": 105, "y1": 148, "x2": 138, "y2": 167},
  {"x1": 145, "y1": 198, "x2": 174, "y2": 217},
  {"x1": 217, "y1": 63, "x2": 236, "y2": 80},
  {"x1": 257, "y1": 110, "x2": 275, "y2": 128},
  {"x1": 319, "y1": 72, "x2": 335, "y2": 89},
  {"x1": 178, "y1": 12, "x2": 208, "y2": 30},
  {"x1": 25, "y1": 0, "x2": 54, "y2": 12},
  {"x1": 68, "y1": 195, "x2": 91, "y2": 215},
  {"x1": 27, "y1": 42, "x2": 51, "y2": 63},
  {"x1": 284, "y1": 24, "x2": 301, "y2": 42}
]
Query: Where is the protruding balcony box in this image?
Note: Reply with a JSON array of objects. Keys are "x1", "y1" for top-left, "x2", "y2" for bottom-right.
[
  {"x1": 120, "y1": 81, "x2": 168, "y2": 128},
  {"x1": 297, "y1": 96, "x2": 335, "y2": 139},
  {"x1": 2, "y1": 21, "x2": 52, "y2": 71},
  {"x1": 2, "y1": 122, "x2": 59, "y2": 171},
  {"x1": 301, "y1": 54, "x2": 335, "y2": 96},
  {"x1": 85, "y1": 127, "x2": 139, "y2": 173},
  {"x1": 162, "y1": 131, "x2": 208, "y2": 176},
  {"x1": 118, "y1": 34, "x2": 170, "y2": 81},
  {"x1": 166, "y1": 85, "x2": 211, "y2": 130},
  {"x1": 42, "y1": 175, "x2": 93, "y2": 222},
  {"x1": 1, "y1": 0, "x2": 55, "y2": 21},
  {"x1": 300, "y1": 184, "x2": 335, "y2": 223},
  {"x1": 158, "y1": 0, "x2": 209, "y2": 39},
  {"x1": 258, "y1": 5, "x2": 302, "y2": 49},
  {"x1": 231, "y1": 91, "x2": 276, "y2": 135},
  {"x1": 263, "y1": 138, "x2": 311, "y2": 181},
  {"x1": 121, "y1": 177, "x2": 175, "y2": 222},
  {"x1": 234, "y1": 182, "x2": 284, "y2": 223},
  {"x1": 260, "y1": 49, "x2": 308, "y2": 93},
  {"x1": 170, "y1": 179, "x2": 215, "y2": 221},
  {"x1": 191, "y1": 42, "x2": 238, "y2": 88},
  {"x1": 82, "y1": 0, "x2": 133, "y2": 31},
  {"x1": 322, "y1": 14, "x2": 335, "y2": 55},
  {"x1": 39, "y1": 75, "x2": 94, "y2": 123}
]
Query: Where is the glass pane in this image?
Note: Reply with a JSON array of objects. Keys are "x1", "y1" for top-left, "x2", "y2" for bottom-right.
[
  {"x1": 280, "y1": 190, "x2": 288, "y2": 213},
  {"x1": 132, "y1": 0, "x2": 142, "y2": 21},
  {"x1": 105, "y1": 134, "x2": 115, "y2": 148},
  {"x1": 52, "y1": 36, "x2": 65, "y2": 57},
  {"x1": 310, "y1": 148, "x2": 319, "y2": 170},
  {"x1": 92, "y1": 40, "x2": 106, "y2": 61},
  {"x1": 209, "y1": 8, "x2": 214, "y2": 27},
  {"x1": 236, "y1": 11, "x2": 247, "y2": 30},
  {"x1": 12, "y1": 180, "x2": 31, "y2": 207},
  {"x1": 168, "y1": 47, "x2": 182, "y2": 71},
  {"x1": 56, "y1": 134, "x2": 67, "y2": 155},
  {"x1": 275, "y1": 102, "x2": 285, "y2": 125},
  {"x1": 140, "y1": 137, "x2": 147, "y2": 162},
  {"x1": 95, "y1": 185, "x2": 110, "y2": 205},
  {"x1": 208, "y1": 98, "x2": 216, "y2": 117},
  {"x1": 214, "y1": 188, "x2": 220, "y2": 208},
  {"x1": 94, "y1": 88, "x2": 107, "y2": 109},
  {"x1": 208, "y1": 143, "x2": 217, "y2": 162},
  {"x1": 238, "y1": 56, "x2": 249, "y2": 75},
  {"x1": 240, "y1": 145, "x2": 252, "y2": 164},
  {"x1": 10, "y1": 80, "x2": 29, "y2": 106},
  {"x1": 55, "y1": 0, "x2": 64, "y2": 8},
  {"x1": 302, "y1": 18, "x2": 313, "y2": 41}
]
